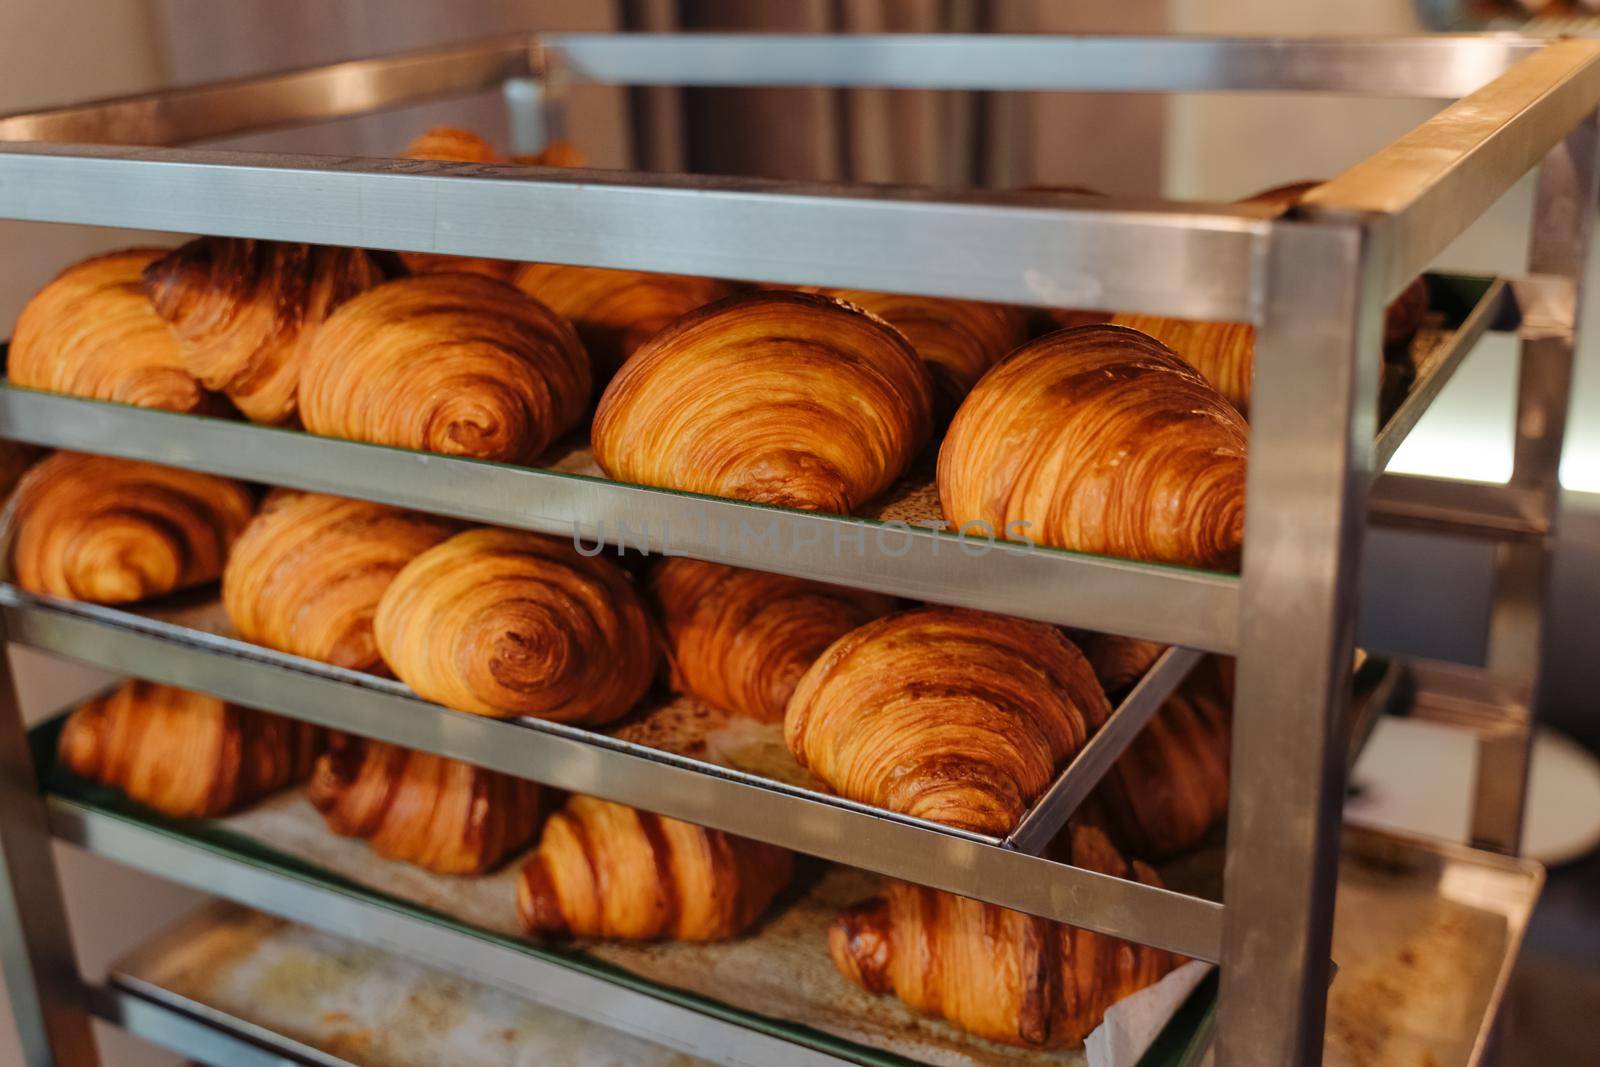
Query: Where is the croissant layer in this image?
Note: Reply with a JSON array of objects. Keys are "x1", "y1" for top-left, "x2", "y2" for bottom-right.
[
  {"x1": 816, "y1": 288, "x2": 1027, "y2": 420},
  {"x1": 308, "y1": 737, "x2": 543, "y2": 875},
  {"x1": 1082, "y1": 635, "x2": 1233, "y2": 858},
  {"x1": 143, "y1": 238, "x2": 388, "y2": 424},
  {"x1": 222, "y1": 491, "x2": 460, "y2": 671},
  {"x1": 10, "y1": 248, "x2": 210, "y2": 413},
  {"x1": 650, "y1": 558, "x2": 896, "y2": 722},
  {"x1": 592, "y1": 290, "x2": 934, "y2": 514},
  {"x1": 298, "y1": 273, "x2": 591, "y2": 464},
  {"x1": 374, "y1": 528, "x2": 658, "y2": 724},
  {"x1": 10, "y1": 452, "x2": 254, "y2": 604},
  {"x1": 58, "y1": 680, "x2": 322, "y2": 819},
  {"x1": 512, "y1": 264, "x2": 735, "y2": 381},
  {"x1": 517, "y1": 794, "x2": 794, "y2": 941},
  {"x1": 830, "y1": 825, "x2": 1182, "y2": 1049},
  {"x1": 785, "y1": 606, "x2": 1110, "y2": 834},
  {"x1": 938, "y1": 324, "x2": 1248, "y2": 570}
]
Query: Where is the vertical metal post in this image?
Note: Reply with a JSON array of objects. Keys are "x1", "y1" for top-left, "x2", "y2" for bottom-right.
[
  {"x1": 1216, "y1": 219, "x2": 1385, "y2": 1066},
  {"x1": 1474, "y1": 109, "x2": 1600, "y2": 854},
  {"x1": 505, "y1": 41, "x2": 568, "y2": 158},
  {"x1": 0, "y1": 627, "x2": 97, "y2": 1065}
]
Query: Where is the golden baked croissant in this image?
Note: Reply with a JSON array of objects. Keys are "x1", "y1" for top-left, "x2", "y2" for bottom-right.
[
  {"x1": 1104, "y1": 314, "x2": 1254, "y2": 414},
  {"x1": 830, "y1": 824, "x2": 1182, "y2": 1049},
  {"x1": 510, "y1": 263, "x2": 735, "y2": 381},
  {"x1": 57, "y1": 680, "x2": 322, "y2": 819},
  {"x1": 517, "y1": 794, "x2": 794, "y2": 941},
  {"x1": 814, "y1": 289, "x2": 1027, "y2": 421},
  {"x1": 142, "y1": 238, "x2": 390, "y2": 424},
  {"x1": 298, "y1": 273, "x2": 591, "y2": 464},
  {"x1": 1079, "y1": 635, "x2": 1233, "y2": 858},
  {"x1": 374, "y1": 528, "x2": 658, "y2": 724},
  {"x1": 938, "y1": 324, "x2": 1248, "y2": 570},
  {"x1": 10, "y1": 452, "x2": 254, "y2": 604},
  {"x1": 308, "y1": 737, "x2": 543, "y2": 875},
  {"x1": 9, "y1": 248, "x2": 211, "y2": 413},
  {"x1": 222, "y1": 491, "x2": 460, "y2": 671},
  {"x1": 592, "y1": 291, "x2": 934, "y2": 513},
  {"x1": 399, "y1": 128, "x2": 584, "y2": 278},
  {"x1": 649, "y1": 558, "x2": 896, "y2": 722},
  {"x1": 785, "y1": 606, "x2": 1111, "y2": 834}
]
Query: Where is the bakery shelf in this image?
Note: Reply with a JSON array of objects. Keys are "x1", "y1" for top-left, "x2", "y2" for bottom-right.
[
  {"x1": 0, "y1": 269, "x2": 1505, "y2": 657},
  {"x1": 0, "y1": 584, "x2": 1220, "y2": 960},
  {"x1": 32, "y1": 711, "x2": 1215, "y2": 1067},
  {"x1": 0, "y1": 30, "x2": 1592, "y2": 1067}
]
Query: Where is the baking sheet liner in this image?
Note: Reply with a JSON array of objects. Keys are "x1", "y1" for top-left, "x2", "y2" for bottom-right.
[{"x1": 113, "y1": 901, "x2": 711, "y2": 1067}]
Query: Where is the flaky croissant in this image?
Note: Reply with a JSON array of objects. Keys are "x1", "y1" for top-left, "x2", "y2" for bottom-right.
[
  {"x1": 58, "y1": 680, "x2": 322, "y2": 819},
  {"x1": 374, "y1": 528, "x2": 658, "y2": 724},
  {"x1": 815, "y1": 289, "x2": 1027, "y2": 421},
  {"x1": 399, "y1": 127, "x2": 584, "y2": 278},
  {"x1": 517, "y1": 794, "x2": 793, "y2": 941},
  {"x1": 785, "y1": 607, "x2": 1111, "y2": 834},
  {"x1": 649, "y1": 558, "x2": 896, "y2": 722},
  {"x1": 1105, "y1": 314, "x2": 1255, "y2": 414},
  {"x1": 298, "y1": 273, "x2": 591, "y2": 464},
  {"x1": 830, "y1": 824, "x2": 1182, "y2": 1049},
  {"x1": 142, "y1": 238, "x2": 389, "y2": 424},
  {"x1": 10, "y1": 452, "x2": 254, "y2": 604},
  {"x1": 1080, "y1": 635, "x2": 1233, "y2": 858},
  {"x1": 592, "y1": 291, "x2": 933, "y2": 513},
  {"x1": 511, "y1": 263, "x2": 735, "y2": 381},
  {"x1": 222, "y1": 491, "x2": 460, "y2": 671},
  {"x1": 9, "y1": 248, "x2": 211, "y2": 413},
  {"x1": 308, "y1": 737, "x2": 543, "y2": 875},
  {"x1": 938, "y1": 324, "x2": 1248, "y2": 570}
]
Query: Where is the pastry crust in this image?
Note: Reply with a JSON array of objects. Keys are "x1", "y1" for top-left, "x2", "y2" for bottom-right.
[
  {"x1": 592, "y1": 290, "x2": 933, "y2": 513},
  {"x1": 938, "y1": 324, "x2": 1248, "y2": 570}
]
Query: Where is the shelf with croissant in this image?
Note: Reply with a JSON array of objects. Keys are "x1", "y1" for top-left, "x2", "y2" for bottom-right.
[
  {"x1": 0, "y1": 129, "x2": 1509, "y2": 657},
  {"x1": 32, "y1": 675, "x2": 1514, "y2": 1067}
]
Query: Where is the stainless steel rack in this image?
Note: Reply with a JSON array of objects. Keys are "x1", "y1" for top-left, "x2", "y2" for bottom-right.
[{"x1": 0, "y1": 31, "x2": 1593, "y2": 1067}]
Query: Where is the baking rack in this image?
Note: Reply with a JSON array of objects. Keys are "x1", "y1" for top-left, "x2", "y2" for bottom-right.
[{"x1": 0, "y1": 31, "x2": 1590, "y2": 1067}]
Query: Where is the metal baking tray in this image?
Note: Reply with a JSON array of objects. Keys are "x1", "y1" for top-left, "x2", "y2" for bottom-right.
[
  {"x1": 32, "y1": 712, "x2": 1216, "y2": 1067},
  {"x1": 105, "y1": 900, "x2": 711, "y2": 1067}
]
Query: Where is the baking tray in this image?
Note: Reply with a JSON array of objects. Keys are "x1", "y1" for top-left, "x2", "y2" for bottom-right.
[
  {"x1": 109, "y1": 900, "x2": 712, "y2": 1067},
  {"x1": 31, "y1": 712, "x2": 1216, "y2": 1067}
]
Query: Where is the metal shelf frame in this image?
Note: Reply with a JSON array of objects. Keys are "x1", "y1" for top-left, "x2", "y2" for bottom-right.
[{"x1": 0, "y1": 30, "x2": 1592, "y2": 1067}]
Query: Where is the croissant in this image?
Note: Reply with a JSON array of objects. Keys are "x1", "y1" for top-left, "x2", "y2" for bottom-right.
[
  {"x1": 308, "y1": 737, "x2": 543, "y2": 875},
  {"x1": 221, "y1": 491, "x2": 460, "y2": 671},
  {"x1": 510, "y1": 263, "x2": 735, "y2": 381},
  {"x1": 1105, "y1": 313, "x2": 1254, "y2": 414},
  {"x1": 517, "y1": 794, "x2": 794, "y2": 941},
  {"x1": 8, "y1": 248, "x2": 211, "y2": 413},
  {"x1": 814, "y1": 289, "x2": 1028, "y2": 421},
  {"x1": 829, "y1": 824, "x2": 1182, "y2": 1049},
  {"x1": 1080, "y1": 635, "x2": 1233, "y2": 858},
  {"x1": 57, "y1": 680, "x2": 322, "y2": 819},
  {"x1": 142, "y1": 238, "x2": 389, "y2": 424},
  {"x1": 593, "y1": 291, "x2": 933, "y2": 513},
  {"x1": 649, "y1": 558, "x2": 896, "y2": 722},
  {"x1": 374, "y1": 528, "x2": 658, "y2": 724},
  {"x1": 938, "y1": 324, "x2": 1248, "y2": 570},
  {"x1": 10, "y1": 452, "x2": 254, "y2": 604},
  {"x1": 297, "y1": 273, "x2": 591, "y2": 464},
  {"x1": 399, "y1": 128, "x2": 584, "y2": 278},
  {"x1": 784, "y1": 607, "x2": 1110, "y2": 834}
]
